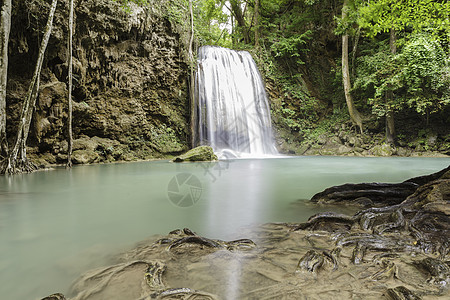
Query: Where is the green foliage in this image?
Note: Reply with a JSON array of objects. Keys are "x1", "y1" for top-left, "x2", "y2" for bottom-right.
[
  {"x1": 165, "y1": 0, "x2": 232, "y2": 48},
  {"x1": 353, "y1": 41, "x2": 398, "y2": 116},
  {"x1": 358, "y1": 0, "x2": 450, "y2": 40},
  {"x1": 300, "y1": 109, "x2": 350, "y2": 143},
  {"x1": 397, "y1": 34, "x2": 450, "y2": 114},
  {"x1": 335, "y1": 0, "x2": 360, "y2": 36},
  {"x1": 261, "y1": 0, "x2": 313, "y2": 61},
  {"x1": 353, "y1": 33, "x2": 449, "y2": 118},
  {"x1": 151, "y1": 123, "x2": 184, "y2": 150},
  {"x1": 276, "y1": 78, "x2": 325, "y2": 133},
  {"x1": 166, "y1": 0, "x2": 189, "y2": 28},
  {"x1": 255, "y1": 41, "x2": 324, "y2": 135},
  {"x1": 194, "y1": 0, "x2": 232, "y2": 47},
  {"x1": 270, "y1": 30, "x2": 312, "y2": 64}
]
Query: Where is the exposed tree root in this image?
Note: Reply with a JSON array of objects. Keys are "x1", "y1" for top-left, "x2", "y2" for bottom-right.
[
  {"x1": 386, "y1": 286, "x2": 422, "y2": 300},
  {"x1": 49, "y1": 167, "x2": 449, "y2": 300},
  {"x1": 41, "y1": 293, "x2": 66, "y2": 300},
  {"x1": 1, "y1": 157, "x2": 38, "y2": 175},
  {"x1": 150, "y1": 288, "x2": 219, "y2": 300},
  {"x1": 71, "y1": 260, "x2": 159, "y2": 300},
  {"x1": 163, "y1": 228, "x2": 256, "y2": 253}
]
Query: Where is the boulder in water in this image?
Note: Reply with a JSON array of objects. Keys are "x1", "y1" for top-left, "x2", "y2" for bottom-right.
[{"x1": 172, "y1": 146, "x2": 218, "y2": 162}]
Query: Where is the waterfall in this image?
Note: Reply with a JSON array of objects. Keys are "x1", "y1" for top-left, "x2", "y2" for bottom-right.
[{"x1": 195, "y1": 46, "x2": 278, "y2": 158}]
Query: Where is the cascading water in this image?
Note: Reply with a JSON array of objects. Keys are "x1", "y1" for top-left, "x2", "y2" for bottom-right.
[{"x1": 195, "y1": 46, "x2": 278, "y2": 158}]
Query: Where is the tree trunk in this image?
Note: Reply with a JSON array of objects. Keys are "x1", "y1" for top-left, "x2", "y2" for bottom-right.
[
  {"x1": 230, "y1": 0, "x2": 249, "y2": 44},
  {"x1": 254, "y1": 0, "x2": 259, "y2": 48},
  {"x1": 67, "y1": 0, "x2": 74, "y2": 168},
  {"x1": 231, "y1": 15, "x2": 235, "y2": 47},
  {"x1": 189, "y1": 0, "x2": 196, "y2": 148},
  {"x1": 385, "y1": 28, "x2": 396, "y2": 145},
  {"x1": 351, "y1": 27, "x2": 360, "y2": 79},
  {"x1": 385, "y1": 108, "x2": 395, "y2": 144},
  {"x1": 4, "y1": 0, "x2": 58, "y2": 174},
  {"x1": 0, "y1": 0, "x2": 11, "y2": 160},
  {"x1": 341, "y1": 0, "x2": 363, "y2": 134}
]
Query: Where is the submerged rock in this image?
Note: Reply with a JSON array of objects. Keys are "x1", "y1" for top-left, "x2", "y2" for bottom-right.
[{"x1": 172, "y1": 146, "x2": 218, "y2": 162}]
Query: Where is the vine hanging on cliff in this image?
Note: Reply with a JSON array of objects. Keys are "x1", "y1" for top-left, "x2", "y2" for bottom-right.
[{"x1": 3, "y1": 0, "x2": 58, "y2": 175}]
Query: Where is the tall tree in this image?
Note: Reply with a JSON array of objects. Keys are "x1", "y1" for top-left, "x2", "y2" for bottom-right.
[
  {"x1": 357, "y1": 0, "x2": 449, "y2": 142},
  {"x1": 341, "y1": 0, "x2": 363, "y2": 133},
  {"x1": 254, "y1": 0, "x2": 259, "y2": 48},
  {"x1": 385, "y1": 28, "x2": 396, "y2": 144},
  {"x1": 189, "y1": 0, "x2": 196, "y2": 147},
  {"x1": 4, "y1": 0, "x2": 58, "y2": 174},
  {"x1": 229, "y1": 0, "x2": 250, "y2": 43},
  {"x1": 67, "y1": 0, "x2": 74, "y2": 167},
  {"x1": 0, "y1": 0, "x2": 11, "y2": 160}
]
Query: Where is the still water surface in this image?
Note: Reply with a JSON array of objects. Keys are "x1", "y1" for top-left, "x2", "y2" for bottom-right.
[{"x1": 0, "y1": 156, "x2": 448, "y2": 299}]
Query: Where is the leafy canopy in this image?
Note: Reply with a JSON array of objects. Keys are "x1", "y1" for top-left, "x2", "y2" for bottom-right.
[
  {"x1": 358, "y1": 0, "x2": 450, "y2": 38},
  {"x1": 353, "y1": 33, "x2": 449, "y2": 116}
]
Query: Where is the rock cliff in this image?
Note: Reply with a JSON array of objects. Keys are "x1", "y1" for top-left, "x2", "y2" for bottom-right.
[{"x1": 6, "y1": 0, "x2": 190, "y2": 165}]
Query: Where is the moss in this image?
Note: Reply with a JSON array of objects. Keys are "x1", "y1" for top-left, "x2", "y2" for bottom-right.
[
  {"x1": 148, "y1": 124, "x2": 188, "y2": 154},
  {"x1": 172, "y1": 146, "x2": 218, "y2": 162}
]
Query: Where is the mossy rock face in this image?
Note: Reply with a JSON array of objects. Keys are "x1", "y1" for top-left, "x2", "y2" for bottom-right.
[{"x1": 172, "y1": 146, "x2": 218, "y2": 162}]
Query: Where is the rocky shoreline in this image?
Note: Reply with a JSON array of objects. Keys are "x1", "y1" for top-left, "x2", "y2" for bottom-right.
[
  {"x1": 276, "y1": 121, "x2": 450, "y2": 158},
  {"x1": 41, "y1": 166, "x2": 449, "y2": 300},
  {"x1": 28, "y1": 140, "x2": 448, "y2": 171}
]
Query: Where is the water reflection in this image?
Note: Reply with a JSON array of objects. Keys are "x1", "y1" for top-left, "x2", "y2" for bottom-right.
[{"x1": 0, "y1": 157, "x2": 448, "y2": 299}]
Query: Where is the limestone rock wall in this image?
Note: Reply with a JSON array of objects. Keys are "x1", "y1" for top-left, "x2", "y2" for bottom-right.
[{"x1": 6, "y1": 0, "x2": 190, "y2": 165}]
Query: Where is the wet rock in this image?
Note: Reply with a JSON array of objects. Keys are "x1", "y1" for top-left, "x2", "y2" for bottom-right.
[
  {"x1": 336, "y1": 145, "x2": 353, "y2": 155},
  {"x1": 354, "y1": 146, "x2": 364, "y2": 153},
  {"x1": 172, "y1": 146, "x2": 218, "y2": 162},
  {"x1": 347, "y1": 135, "x2": 362, "y2": 148},
  {"x1": 370, "y1": 144, "x2": 394, "y2": 156},
  {"x1": 296, "y1": 143, "x2": 311, "y2": 155},
  {"x1": 396, "y1": 147, "x2": 411, "y2": 157},
  {"x1": 72, "y1": 150, "x2": 99, "y2": 164},
  {"x1": 73, "y1": 136, "x2": 99, "y2": 152}
]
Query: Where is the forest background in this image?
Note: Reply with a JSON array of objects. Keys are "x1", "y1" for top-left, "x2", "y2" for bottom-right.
[{"x1": 0, "y1": 0, "x2": 449, "y2": 174}]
